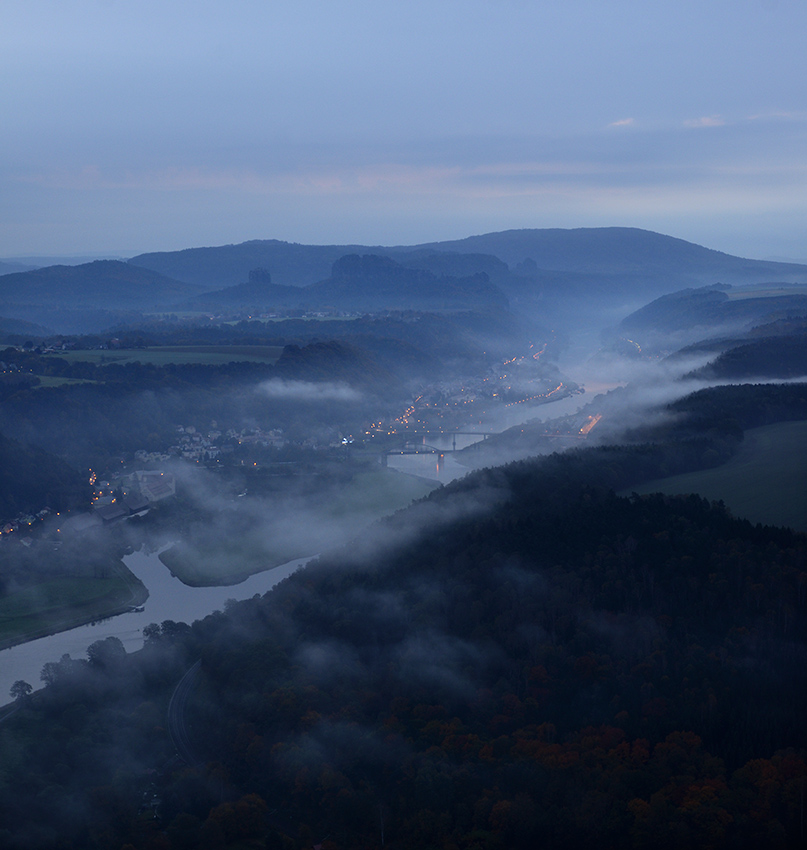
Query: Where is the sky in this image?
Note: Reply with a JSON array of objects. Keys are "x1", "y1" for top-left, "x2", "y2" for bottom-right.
[{"x1": 3, "y1": 0, "x2": 807, "y2": 260}]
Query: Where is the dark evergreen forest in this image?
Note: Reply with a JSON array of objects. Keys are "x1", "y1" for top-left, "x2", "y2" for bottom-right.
[{"x1": 1, "y1": 382, "x2": 805, "y2": 849}]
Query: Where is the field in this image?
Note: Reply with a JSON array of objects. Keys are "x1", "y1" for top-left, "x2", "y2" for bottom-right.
[
  {"x1": 51, "y1": 345, "x2": 284, "y2": 367},
  {"x1": 627, "y1": 420, "x2": 807, "y2": 532},
  {"x1": 224, "y1": 316, "x2": 360, "y2": 324},
  {"x1": 0, "y1": 566, "x2": 147, "y2": 649},
  {"x1": 161, "y1": 468, "x2": 436, "y2": 586},
  {"x1": 36, "y1": 376, "x2": 96, "y2": 388},
  {"x1": 324, "y1": 468, "x2": 437, "y2": 519},
  {"x1": 726, "y1": 283, "x2": 807, "y2": 300},
  {"x1": 159, "y1": 537, "x2": 305, "y2": 587}
]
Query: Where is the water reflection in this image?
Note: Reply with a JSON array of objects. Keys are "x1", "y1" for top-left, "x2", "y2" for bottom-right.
[{"x1": 386, "y1": 451, "x2": 470, "y2": 484}]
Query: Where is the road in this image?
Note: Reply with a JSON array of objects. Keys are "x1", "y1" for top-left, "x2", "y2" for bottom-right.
[{"x1": 167, "y1": 659, "x2": 202, "y2": 765}]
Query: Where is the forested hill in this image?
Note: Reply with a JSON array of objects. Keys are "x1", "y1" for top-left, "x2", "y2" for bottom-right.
[
  {"x1": 0, "y1": 260, "x2": 200, "y2": 309},
  {"x1": 688, "y1": 332, "x2": 807, "y2": 381},
  {"x1": 0, "y1": 316, "x2": 53, "y2": 339},
  {"x1": 620, "y1": 283, "x2": 807, "y2": 346},
  {"x1": 154, "y1": 426, "x2": 807, "y2": 849},
  {"x1": 0, "y1": 340, "x2": 400, "y2": 468},
  {"x1": 0, "y1": 431, "x2": 89, "y2": 516},
  {"x1": 2, "y1": 382, "x2": 806, "y2": 849}
]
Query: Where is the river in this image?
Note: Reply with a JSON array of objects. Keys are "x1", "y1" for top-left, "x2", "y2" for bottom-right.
[
  {"x1": 386, "y1": 381, "x2": 624, "y2": 483},
  {"x1": 0, "y1": 550, "x2": 313, "y2": 702},
  {"x1": 0, "y1": 379, "x2": 625, "y2": 702}
]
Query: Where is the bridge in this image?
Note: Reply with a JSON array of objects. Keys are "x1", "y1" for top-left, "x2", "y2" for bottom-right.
[
  {"x1": 377, "y1": 430, "x2": 494, "y2": 450},
  {"x1": 378, "y1": 431, "x2": 494, "y2": 467},
  {"x1": 393, "y1": 443, "x2": 449, "y2": 455}
]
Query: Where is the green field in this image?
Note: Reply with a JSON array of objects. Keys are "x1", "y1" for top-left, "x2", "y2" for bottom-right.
[
  {"x1": 325, "y1": 468, "x2": 437, "y2": 519},
  {"x1": 627, "y1": 420, "x2": 807, "y2": 532},
  {"x1": 161, "y1": 468, "x2": 437, "y2": 586},
  {"x1": 160, "y1": 537, "x2": 305, "y2": 587},
  {"x1": 52, "y1": 345, "x2": 284, "y2": 367},
  {"x1": 36, "y1": 375, "x2": 97, "y2": 388},
  {"x1": 726, "y1": 284, "x2": 807, "y2": 301},
  {"x1": 224, "y1": 316, "x2": 359, "y2": 324},
  {"x1": 0, "y1": 567, "x2": 147, "y2": 648}
]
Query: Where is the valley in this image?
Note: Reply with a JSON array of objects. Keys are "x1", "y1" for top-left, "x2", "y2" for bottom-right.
[
  {"x1": 1, "y1": 227, "x2": 806, "y2": 850},
  {"x1": 5, "y1": 3, "x2": 807, "y2": 845}
]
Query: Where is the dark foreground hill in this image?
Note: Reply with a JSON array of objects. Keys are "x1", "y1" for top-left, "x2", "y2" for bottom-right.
[
  {"x1": 2, "y1": 383, "x2": 806, "y2": 849},
  {"x1": 0, "y1": 431, "x2": 88, "y2": 517},
  {"x1": 4, "y1": 467, "x2": 806, "y2": 849}
]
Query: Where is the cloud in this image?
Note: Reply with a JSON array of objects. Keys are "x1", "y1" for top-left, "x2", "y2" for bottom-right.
[
  {"x1": 392, "y1": 629, "x2": 499, "y2": 699},
  {"x1": 609, "y1": 118, "x2": 635, "y2": 127},
  {"x1": 684, "y1": 115, "x2": 725, "y2": 128},
  {"x1": 257, "y1": 379, "x2": 362, "y2": 402},
  {"x1": 747, "y1": 110, "x2": 807, "y2": 122}
]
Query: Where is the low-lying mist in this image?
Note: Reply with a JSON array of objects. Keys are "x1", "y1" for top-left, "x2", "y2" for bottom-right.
[{"x1": 257, "y1": 378, "x2": 363, "y2": 403}]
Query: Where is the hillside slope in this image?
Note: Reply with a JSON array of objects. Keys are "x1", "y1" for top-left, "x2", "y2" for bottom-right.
[{"x1": 0, "y1": 260, "x2": 200, "y2": 309}]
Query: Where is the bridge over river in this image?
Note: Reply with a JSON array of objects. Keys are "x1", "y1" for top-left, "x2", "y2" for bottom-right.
[
  {"x1": 380, "y1": 430, "x2": 493, "y2": 476},
  {"x1": 382, "y1": 430, "x2": 493, "y2": 452}
]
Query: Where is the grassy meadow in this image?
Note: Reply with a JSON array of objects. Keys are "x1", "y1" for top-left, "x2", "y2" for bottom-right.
[
  {"x1": 161, "y1": 468, "x2": 437, "y2": 586},
  {"x1": 324, "y1": 468, "x2": 437, "y2": 519},
  {"x1": 725, "y1": 283, "x2": 807, "y2": 300},
  {"x1": 36, "y1": 375, "x2": 97, "y2": 388},
  {"x1": 627, "y1": 420, "x2": 807, "y2": 532},
  {"x1": 52, "y1": 345, "x2": 284, "y2": 367},
  {"x1": 0, "y1": 568, "x2": 147, "y2": 649}
]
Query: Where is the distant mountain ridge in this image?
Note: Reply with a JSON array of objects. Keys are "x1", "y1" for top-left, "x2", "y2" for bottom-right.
[
  {"x1": 407, "y1": 227, "x2": 807, "y2": 278},
  {"x1": 0, "y1": 260, "x2": 36, "y2": 276},
  {"x1": 131, "y1": 240, "x2": 371, "y2": 289},
  {"x1": 305, "y1": 253, "x2": 507, "y2": 311},
  {"x1": 129, "y1": 227, "x2": 807, "y2": 292},
  {"x1": 6, "y1": 228, "x2": 807, "y2": 336},
  {"x1": 190, "y1": 253, "x2": 508, "y2": 312}
]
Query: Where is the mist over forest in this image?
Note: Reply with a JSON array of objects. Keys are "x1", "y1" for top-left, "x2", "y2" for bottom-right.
[{"x1": 1, "y1": 226, "x2": 806, "y2": 850}]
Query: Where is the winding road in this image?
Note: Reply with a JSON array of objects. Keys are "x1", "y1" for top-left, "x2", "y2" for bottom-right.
[{"x1": 167, "y1": 659, "x2": 203, "y2": 766}]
